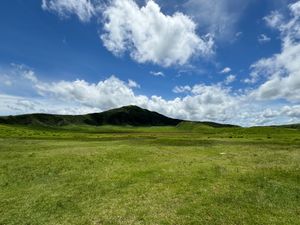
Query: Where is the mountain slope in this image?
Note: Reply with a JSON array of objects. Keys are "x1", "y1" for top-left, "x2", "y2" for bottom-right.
[{"x1": 0, "y1": 105, "x2": 182, "y2": 127}]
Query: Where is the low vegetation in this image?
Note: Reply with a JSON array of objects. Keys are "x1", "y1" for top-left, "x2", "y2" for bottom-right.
[{"x1": 0, "y1": 121, "x2": 299, "y2": 225}]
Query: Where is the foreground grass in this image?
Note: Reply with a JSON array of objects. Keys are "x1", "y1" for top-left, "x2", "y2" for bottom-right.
[{"x1": 0, "y1": 124, "x2": 299, "y2": 224}]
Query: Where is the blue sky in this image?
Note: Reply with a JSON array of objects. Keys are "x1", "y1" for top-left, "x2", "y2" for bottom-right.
[{"x1": 1, "y1": 0, "x2": 300, "y2": 126}]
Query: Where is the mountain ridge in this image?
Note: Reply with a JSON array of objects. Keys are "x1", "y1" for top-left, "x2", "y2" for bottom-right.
[
  {"x1": 0, "y1": 105, "x2": 183, "y2": 127},
  {"x1": 2, "y1": 105, "x2": 298, "y2": 128},
  {"x1": 0, "y1": 105, "x2": 240, "y2": 128}
]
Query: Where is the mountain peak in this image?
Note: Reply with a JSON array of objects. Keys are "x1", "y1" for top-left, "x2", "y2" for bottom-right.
[{"x1": 119, "y1": 105, "x2": 145, "y2": 111}]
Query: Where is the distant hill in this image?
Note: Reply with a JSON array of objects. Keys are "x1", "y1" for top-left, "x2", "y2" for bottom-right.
[
  {"x1": 0, "y1": 105, "x2": 182, "y2": 127},
  {"x1": 0, "y1": 105, "x2": 244, "y2": 128},
  {"x1": 177, "y1": 121, "x2": 239, "y2": 130},
  {"x1": 273, "y1": 124, "x2": 300, "y2": 129},
  {"x1": 1, "y1": 105, "x2": 300, "y2": 129}
]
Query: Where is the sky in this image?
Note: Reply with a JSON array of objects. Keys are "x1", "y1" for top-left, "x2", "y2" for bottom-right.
[{"x1": 0, "y1": 0, "x2": 300, "y2": 126}]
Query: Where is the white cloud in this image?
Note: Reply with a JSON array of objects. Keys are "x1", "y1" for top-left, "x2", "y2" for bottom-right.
[
  {"x1": 149, "y1": 84, "x2": 238, "y2": 122},
  {"x1": 264, "y1": 11, "x2": 284, "y2": 29},
  {"x1": 42, "y1": 0, "x2": 96, "y2": 22},
  {"x1": 258, "y1": 34, "x2": 271, "y2": 44},
  {"x1": 150, "y1": 71, "x2": 165, "y2": 77},
  {"x1": 290, "y1": 1, "x2": 300, "y2": 16},
  {"x1": 247, "y1": 104, "x2": 300, "y2": 125},
  {"x1": 281, "y1": 105, "x2": 300, "y2": 118},
  {"x1": 0, "y1": 64, "x2": 42, "y2": 95},
  {"x1": 128, "y1": 79, "x2": 140, "y2": 88},
  {"x1": 251, "y1": 1, "x2": 300, "y2": 102},
  {"x1": 224, "y1": 74, "x2": 236, "y2": 85},
  {"x1": 173, "y1": 85, "x2": 192, "y2": 94},
  {"x1": 245, "y1": 58, "x2": 274, "y2": 84},
  {"x1": 220, "y1": 67, "x2": 231, "y2": 74},
  {"x1": 101, "y1": 0, "x2": 214, "y2": 67},
  {"x1": 22, "y1": 70, "x2": 38, "y2": 83},
  {"x1": 0, "y1": 94, "x2": 100, "y2": 116},
  {"x1": 35, "y1": 76, "x2": 148, "y2": 111}
]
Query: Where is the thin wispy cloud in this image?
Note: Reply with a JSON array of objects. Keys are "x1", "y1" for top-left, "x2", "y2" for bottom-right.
[
  {"x1": 224, "y1": 74, "x2": 236, "y2": 85},
  {"x1": 184, "y1": 0, "x2": 252, "y2": 40},
  {"x1": 150, "y1": 71, "x2": 165, "y2": 77},
  {"x1": 258, "y1": 34, "x2": 271, "y2": 44},
  {"x1": 42, "y1": 0, "x2": 97, "y2": 22}
]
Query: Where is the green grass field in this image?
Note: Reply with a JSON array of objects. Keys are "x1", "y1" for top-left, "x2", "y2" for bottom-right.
[{"x1": 0, "y1": 123, "x2": 299, "y2": 225}]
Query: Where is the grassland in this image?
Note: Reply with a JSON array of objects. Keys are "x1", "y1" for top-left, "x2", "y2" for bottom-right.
[{"x1": 0, "y1": 123, "x2": 299, "y2": 225}]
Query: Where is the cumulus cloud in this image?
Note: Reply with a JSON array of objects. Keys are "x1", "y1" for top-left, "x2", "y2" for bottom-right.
[
  {"x1": 248, "y1": 104, "x2": 300, "y2": 125},
  {"x1": 281, "y1": 105, "x2": 300, "y2": 118},
  {"x1": 42, "y1": 0, "x2": 96, "y2": 22},
  {"x1": 251, "y1": 1, "x2": 300, "y2": 102},
  {"x1": 101, "y1": 0, "x2": 214, "y2": 67},
  {"x1": 35, "y1": 76, "x2": 147, "y2": 111},
  {"x1": 41, "y1": 0, "x2": 214, "y2": 67},
  {"x1": 150, "y1": 84, "x2": 237, "y2": 122},
  {"x1": 0, "y1": 94, "x2": 100, "y2": 116}
]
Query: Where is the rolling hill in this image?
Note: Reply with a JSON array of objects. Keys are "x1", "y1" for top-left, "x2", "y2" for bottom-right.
[
  {"x1": 4, "y1": 105, "x2": 300, "y2": 128},
  {"x1": 0, "y1": 105, "x2": 183, "y2": 127}
]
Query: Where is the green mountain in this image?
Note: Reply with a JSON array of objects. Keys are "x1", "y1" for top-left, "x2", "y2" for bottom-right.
[
  {"x1": 0, "y1": 105, "x2": 182, "y2": 127},
  {"x1": 0, "y1": 105, "x2": 244, "y2": 128}
]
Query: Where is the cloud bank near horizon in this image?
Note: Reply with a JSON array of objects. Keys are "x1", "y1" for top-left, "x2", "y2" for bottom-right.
[{"x1": 1, "y1": 64, "x2": 300, "y2": 127}]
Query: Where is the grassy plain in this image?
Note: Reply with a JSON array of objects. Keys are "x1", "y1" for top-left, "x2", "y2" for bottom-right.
[{"x1": 0, "y1": 123, "x2": 299, "y2": 224}]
